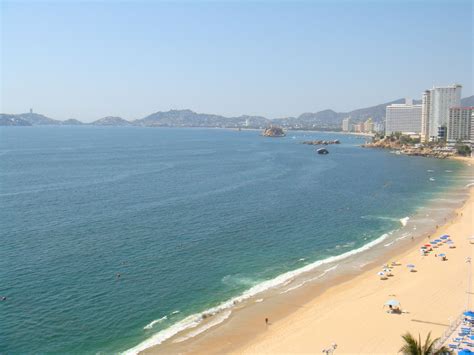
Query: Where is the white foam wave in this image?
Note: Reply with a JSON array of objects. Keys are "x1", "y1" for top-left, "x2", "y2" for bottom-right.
[
  {"x1": 125, "y1": 232, "x2": 390, "y2": 354},
  {"x1": 143, "y1": 316, "x2": 168, "y2": 330},
  {"x1": 280, "y1": 265, "x2": 339, "y2": 294},
  {"x1": 171, "y1": 310, "x2": 180, "y2": 315},
  {"x1": 400, "y1": 217, "x2": 409, "y2": 226},
  {"x1": 172, "y1": 310, "x2": 232, "y2": 343}
]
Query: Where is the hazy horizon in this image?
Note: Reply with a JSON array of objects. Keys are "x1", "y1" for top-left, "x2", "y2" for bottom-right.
[{"x1": 1, "y1": 0, "x2": 472, "y2": 122}]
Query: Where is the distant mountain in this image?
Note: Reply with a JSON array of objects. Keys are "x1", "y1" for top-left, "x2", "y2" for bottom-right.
[
  {"x1": 18, "y1": 112, "x2": 61, "y2": 125},
  {"x1": 461, "y1": 95, "x2": 474, "y2": 106},
  {"x1": 61, "y1": 119, "x2": 83, "y2": 125},
  {"x1": 91, "y1": 116, "x2": 131, "y2": 126},
  {"x1": 0, "y1": 114, "x2": 32, "y2": 126},
  {"x1": 341, "y1": 98, "x2": 406, "y2": 123},
  {"x1": 2, "y1": 95, "x2": 473, "y2": 128},
  {"x1": 134, "y1": 109, "x2": 269, "y2": 128}
]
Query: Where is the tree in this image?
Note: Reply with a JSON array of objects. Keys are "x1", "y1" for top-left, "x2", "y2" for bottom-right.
[
  {"x1": 399, "y1": 332, "x2": 451, "y2": 354},
  {"x1": 455, "y1": 142, "x2": 472, "y2": 157}
]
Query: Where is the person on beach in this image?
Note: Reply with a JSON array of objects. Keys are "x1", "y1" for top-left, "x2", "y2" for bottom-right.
[{"x1": 265, "y1": 318, "x2": 269, "y2": 325}]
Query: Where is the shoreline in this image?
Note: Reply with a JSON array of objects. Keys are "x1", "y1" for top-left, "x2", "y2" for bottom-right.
[{"x1": 131, "y1": 160, "x2": 474, "y2": 354}]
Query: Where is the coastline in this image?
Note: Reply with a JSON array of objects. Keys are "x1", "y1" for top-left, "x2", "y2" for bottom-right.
[
  {"x1": 235, "y1": 187, "x2": 474, "y2": 353},
  {"x1": 133, "y1": 160, "x2": 474, "y2": 354}
]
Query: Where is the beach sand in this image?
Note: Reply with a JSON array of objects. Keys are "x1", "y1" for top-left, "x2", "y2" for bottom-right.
[
  {"x1": 237, "y1": 187, "x2": 474, "y2": 353},
  {"x1": 143, "y1": 163, "x2": 473, "y2": 354}
]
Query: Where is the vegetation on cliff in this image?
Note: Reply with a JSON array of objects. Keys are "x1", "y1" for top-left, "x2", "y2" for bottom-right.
[{"x1": 363, "y1": 133, "x2": 458, "y2": 159}]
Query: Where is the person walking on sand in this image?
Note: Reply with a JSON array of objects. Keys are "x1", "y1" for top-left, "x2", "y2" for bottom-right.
[{"x1": 265, "y1": 317, "x2": 269, "y2": 325}]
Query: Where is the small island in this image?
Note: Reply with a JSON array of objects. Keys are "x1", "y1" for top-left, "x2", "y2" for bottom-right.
[{"x1": 262, "y1": 126, "x2": 286, "y2": 137}]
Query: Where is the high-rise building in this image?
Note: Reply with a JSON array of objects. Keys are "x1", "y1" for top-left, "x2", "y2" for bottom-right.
[
  {"x1": 373, "y1": 122, "x2": 384, "y2": 133},
  {"x1": 364, "y1": 118, "x2": 374, "y2": 133},
  {"x1": 385, "y1": 98, "x2": 422, "y2": 135},
  {"x1": 421, "y1": 84, "x2": 462, "y2": 142},
  {"x1": 353, "y1": 123, "x2": 363, "y2": 133},
  {"x1": 342, "y1": 117, "x2": 351, "y2": 132},
  {"x1": 447, "y1": 107, "x2": 474, "y2": 144},
  {"x1": 471, "y1": 111, "x2": 474, "y2": 145}
]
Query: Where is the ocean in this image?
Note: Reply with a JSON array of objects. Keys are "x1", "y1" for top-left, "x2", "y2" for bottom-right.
[{"x1": 0, "y1": 126, "x2": 470, "y2": 353}]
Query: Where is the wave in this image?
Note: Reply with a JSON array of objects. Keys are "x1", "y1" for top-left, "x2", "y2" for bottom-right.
[
  {"x1": 172, "y1": 310, "x2": 232, "y2": 343},
  {"x1": 124, "y1": 232, "x2": 390, "y2": 354},
  {"x1": 143, "y1": 316, "x2": 168, "y2": 330},
  {"x1": 280, "y1": 265, "x2": 339, "y2": 294},
  {"x1": 400, "y1": 217, "x2": 409, "y2": 226}
]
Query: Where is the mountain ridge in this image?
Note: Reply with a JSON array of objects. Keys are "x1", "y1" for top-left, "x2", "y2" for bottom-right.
[{"x1": 3, "y1": 95, "x2": 473, "y2": 128}]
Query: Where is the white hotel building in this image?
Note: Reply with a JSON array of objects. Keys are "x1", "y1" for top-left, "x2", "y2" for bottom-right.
[
  {"x1": 421, "y1": 84, "x2": 462, "y2": 142},
  {"x1": 385, "y1": 99, "x2": 422, "y2": 135},
  {"x1": 447, "y1": 107, "x2": 474, "y2": 144}
]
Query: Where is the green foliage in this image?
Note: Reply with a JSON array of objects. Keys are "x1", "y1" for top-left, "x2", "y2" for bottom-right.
[
  {"x1": 399, "y1": 332, "x2": 451, "y2": 355},
  {"x1": 455, "y1": 143, "x2": 472, "y2": 156}
]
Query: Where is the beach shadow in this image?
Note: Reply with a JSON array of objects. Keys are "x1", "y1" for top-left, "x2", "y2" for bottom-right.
[{"x1": 411, "y1": 319, "x2": 449, "y2": 327}]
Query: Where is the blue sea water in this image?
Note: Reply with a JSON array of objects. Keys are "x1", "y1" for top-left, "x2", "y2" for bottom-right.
[{"x1": 0, "y1": 126, "x2": 468, "y2": 353}]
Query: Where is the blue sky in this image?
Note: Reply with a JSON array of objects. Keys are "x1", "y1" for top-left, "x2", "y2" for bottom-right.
[{"x1": 1, "y1": 0, "x2": 472, "y2": 121}]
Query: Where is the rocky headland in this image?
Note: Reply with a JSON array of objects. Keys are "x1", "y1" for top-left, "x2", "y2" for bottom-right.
[{"x1": 362, "y1": 136, "x2": 455, "y2": 159}]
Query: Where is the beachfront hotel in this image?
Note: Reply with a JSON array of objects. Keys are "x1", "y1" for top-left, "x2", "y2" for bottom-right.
[
  {"x1": 342, "y1": 117, "x2": 351, "y2": 132},
  {"x1": 385, "y1": 98, "x2": 422, "y2": 135},
  {"x1": 421, "y1": 84, "x2": 462, "y2": 142},
  {"x1": 447, "y1": 107, "x2": 474, "y2": 145}
]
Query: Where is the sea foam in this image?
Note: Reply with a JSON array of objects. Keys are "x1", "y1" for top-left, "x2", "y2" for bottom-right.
[
  {"x1": 124, "y1": 232, "x2": 390, "y2": 354},
  {"x1": 400, "y1": 217, "x2": 409, "y2": 226},
  {"x1": 143, "y1": 316, "x2": 168, "y2": 330}
]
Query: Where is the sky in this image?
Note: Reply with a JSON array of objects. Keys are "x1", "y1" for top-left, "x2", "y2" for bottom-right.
[{"x1": 1, "y1": 0, "x2": 472, "y2": 122}]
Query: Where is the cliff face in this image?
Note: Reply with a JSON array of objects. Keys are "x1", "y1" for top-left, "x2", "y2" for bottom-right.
[{"x1": 262, "y1": 127, "x2": 286, "y2": 137}]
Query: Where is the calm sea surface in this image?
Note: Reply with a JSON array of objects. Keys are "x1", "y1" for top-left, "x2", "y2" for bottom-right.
[{"x1": 0, "y1": 127, "x2": 467, "y2": 353}]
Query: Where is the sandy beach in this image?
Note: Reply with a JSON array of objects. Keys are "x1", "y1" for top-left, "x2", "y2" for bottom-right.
[
  {"x1": 235, "y1": 187, "x2": 473, "y2": 353},
  {"x1": 140, "y1": 159, "x2": 474, "y2": 354}
]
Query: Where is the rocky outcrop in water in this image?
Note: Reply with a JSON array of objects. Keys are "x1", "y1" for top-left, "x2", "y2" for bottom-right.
[
  {"x1": 262, "y1": 127, "x2": 286, "y2": 137},
  {"x1": 302, "y1": 139, "x2": 340, "y2": 145}
]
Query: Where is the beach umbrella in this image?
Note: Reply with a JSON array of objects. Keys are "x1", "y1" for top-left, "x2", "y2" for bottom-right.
[
  {"x1": 407, "y1": 264, "x2": 415, "y2": 268},
  {"x1": 470, "y1": 335, "x2": 474, "y2": 340},
  {"x1": 384, "y1": 299, "x2": 400, "y2": 307},
  {"x1": 434, "y1": 239, "x2": 442, "y2": 243},
  {"x1": 424, "y1": 244, "x2": 432, "y2": 248},
  {"x1": 463, "y1": 311, "x2": 474, "y2": 317},
  {"x1": 440, "y1": 235, "x2": 449, "y2": 240},
  {"x1": 377, "y1": 272, "x2": 385, "y2": 276},
  {"x1": 439, "y1": 253, "x2": 446, "y2": 257},
  {"x1": 458, "y1": 350, "x2": 472, "y2": 355}
]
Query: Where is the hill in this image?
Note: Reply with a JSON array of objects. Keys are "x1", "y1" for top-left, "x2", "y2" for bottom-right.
[
  {"x1": 18, "y1": 112, "x2": 61, "y2": 125},
  {"x1": 0, "y1": 114, "x2": 32, "y2": 126},
  {"x1": 90, "y1": 116, "x2": 132, "y2": 126},
  {"x1": 61, "y1": 119, "x2": 83, "y2": 125},
  {"x1": 134, "y1": 109, "x2": 269, "y2": 128},
  {"x1": 461, "y1": 95, "x2": 474, "y2": 107},
  {"x1": 1, "y1": 95, "x2": 473, "y2": 128}
]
